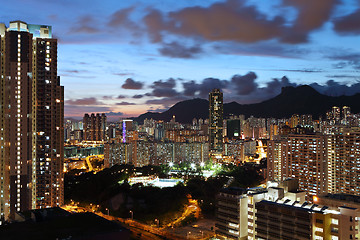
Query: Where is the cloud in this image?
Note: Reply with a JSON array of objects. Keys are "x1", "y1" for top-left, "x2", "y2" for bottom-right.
[
  {"x1": 213, "y1": 41, "x2": 306, "y2": 59},
  {"x1": 117, "y1": 95, "x2": 127, "y2": 99},
  {"x1": 116, "y1": 101, "x2": 136, "y2": 105},
  {"x1": 231, "y1": 72, "x2": 258, "y2": 95},
  {"x1": 276, "y1": 68, "x2": 323, "y2": 73},
  {"x1": 309, "y1": 80, "x2": 360, "y2": 96},
  {"x1": 106, "y1": 111, "x2": 124, "y2": 116},
  {"x1": 132, "y1": 94, "x2": 143, "y2": 99},
  {"x1": 121, "y1": 78, "x2": 144, "y2": 89},
  {"x1": 182, "y1": 80, "x2": 199, "y2": 97},
  {"x1": 102, "y1": 95, "x2": 113, "y2": 100},
  {"x1": 113, "y1": 72, "x2": 134, "y2": 76},
  {"x1": 159, "y1": 41, "x2": 203, "y2": 58},
  {"x1": 143, "y1": 0, "x2": 340, "y2": 45},
  {"x1": 333, "y1": 9, "x2": 360, "y2": 34},
  {"x1": 147, "y1": 107, "x2": 168, "y2": 113},
  {"x1": 328, "y1": 53, "x2": 360, "y2": 69},
  {"x1": 109, "y1": 7, "x2": 136, "y2": 28},
  {"x1": 149, "y1": 78, "x2": 180, "y2": 97},
  {"x1": 143, "y1": 1, "x2": 285, "y2": 43},
  {"x1": 280, "y1": 0, "x2": 339, "y2": 43},
  {"x1": 65, "y1": 105, "x2": 112, "y2": 117},
  {"x1": 62, "y1": 69, "x2": 80, "y2": 73},
  {"x1": 70, "y1": 15, "x2": 99, "y2": 34},
  {"x1": 325, "y1": 75, "x2": 360, "y2": 80},
  {"x1": 66, "y1": 97, "x2": 103, "y2": 105}
]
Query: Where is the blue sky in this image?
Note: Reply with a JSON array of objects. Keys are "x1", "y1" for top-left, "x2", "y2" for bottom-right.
[{"x1": 2, "y1": 0, "x2": 360, "y2": 119}]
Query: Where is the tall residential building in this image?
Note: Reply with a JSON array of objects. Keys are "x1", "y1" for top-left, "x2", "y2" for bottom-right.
[
  {"x1": 0, "y1": 21, "x2": 64, "y2": 223},
  {"x1": 209, "y1": 89, "x2": 223, "y2": 156},
  {"x1": 327, "y1": 129, "x2": 360, "y2": 195},
  {"x1": 83, "y1": 113, "x2": 106, "y2": 141},
  {"x1": 267, "y1": 134, "x2": 328, "y2": 200},
  {"x1": 269, "y1": 128, "x2": 360, "y2": 200}
]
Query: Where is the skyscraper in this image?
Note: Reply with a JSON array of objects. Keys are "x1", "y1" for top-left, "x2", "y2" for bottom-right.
[
  {"x1": 209, "y1": 89, "x2": 223, "y2": 156},
  {"x1": 83, "y1": 113, "x2": 107, "y2": 141},
  {"x1": 0, "y1": 21, "x2": 64, "y2": 223},
  {"x1": 268, "y1": 134, "x2": 327, "y2": 200}
]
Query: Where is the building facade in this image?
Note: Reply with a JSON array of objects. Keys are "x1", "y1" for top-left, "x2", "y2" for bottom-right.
[
  {"x1": 83, "y1": 113, "x2": 106, "y2": 141},
  {"x1": 209, "y1": 89, "x2": 223, "y2": 156},
  {"x1": 0, "y1": 21, "x2": 64, "y2": 223},
  {"x1": 215, "y1": 188, "x2": 248, "y2": 240},
  {"x1": 268, "y1": 129, "x2": 360, "y2": 199},
  {"x1": 268, "y1": 134, "x2": 328, "y2": 200}
]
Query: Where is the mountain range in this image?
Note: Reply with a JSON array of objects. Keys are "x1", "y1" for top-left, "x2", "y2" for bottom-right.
[{"x1": 134, "y1": 85, "x2": 360, "y2": 124}]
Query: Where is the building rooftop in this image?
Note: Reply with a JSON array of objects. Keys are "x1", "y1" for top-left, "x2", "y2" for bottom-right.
[
  {"x1": 219, "y1": 187, "x2": 246, "y2": 195},
  {"x1": 321, "y1": 193, "x2": 360, "y2": 204}
]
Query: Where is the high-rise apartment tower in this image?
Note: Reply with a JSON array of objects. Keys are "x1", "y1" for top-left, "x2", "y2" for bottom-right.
[
  {"x1": 209, "y1": 89, "x2": 223, "y2": 156},
  {"x1": 83, "y1": 113, "x2": 107, "y2": 141},
  {"x1": 0, "y1": 21, "x2": 64, "y2": 223}
]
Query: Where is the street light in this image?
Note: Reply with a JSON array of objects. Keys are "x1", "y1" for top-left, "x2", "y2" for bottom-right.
[
  {"x1": 155, "y1": 218, "x2": 159, "y2": 228},
  {"x1": 105, "y1": 208, "x2": 109, "y2": 215},
  {"x1": 187, "y1": 231, "x2": 191, "y2": 239},
  {"x1": 129, "y1": 210, "x2": 133, "y2": 220}
]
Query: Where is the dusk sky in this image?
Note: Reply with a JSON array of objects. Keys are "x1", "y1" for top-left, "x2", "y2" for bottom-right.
[{"x1": 2, "y1": 0, "x2": 360, "y2": 119}]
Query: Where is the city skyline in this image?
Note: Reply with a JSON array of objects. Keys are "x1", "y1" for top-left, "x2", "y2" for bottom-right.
[{"x1": 1, "y1": 0, "x2": 360, "y2": 118}]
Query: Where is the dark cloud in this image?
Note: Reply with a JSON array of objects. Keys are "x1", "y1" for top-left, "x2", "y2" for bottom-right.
[
  {"x1": 328, "y1": 53, "x2": 360, "y2": 69},
  {"x1": 70, "y1": 15, "x2": 99, "y2": 34},
  {"x1": 182, "y1": 80, "x2": 199, "y2": 97},
  {"x1": 152, "y1": 88, "x2": 179, "y2": 98},
  {"x1": 262, "y1": 76, "x2": 296, "y2": 95},
  {"x1": 325, "y1": 75, "x2": 360, "y2": 79},
  {"x1": 332, "y1": 62, "x2": 348, "y2": 69},
  {"x1": 144, "y1": 1, "x2": 285, "y2": 43},
  {"x1": 106, "y1": 111, "x2": 124, "y2": 116},
  {"x1": 159, "y1": 41, "x2": 203, "y2": 58},
  {"x1": 62, "y1": 70, "x2": 80, "y2": 73},
  {"x1": 152, "y1": 78, "x2": 176, "y2": 88},
  {"x1": 213, "y1": 42, "x2": 305, "y2": 59},
  {"x1": 117, "y1": 95, "x2": 126, "y2": 99},
  {"x1": 143, "y1": 0, "x2": 338, "y2": 45},
  {"x1": 310, "y1": 80, "x2": 360, "y2": 96},
  {"x1": 281, "y1": 0, "x2": 339, "y2": 43},
  {"x1": 333, "y1": 9, "x2": 360, "y2": 34},
  {"x1": 66, "y1": 97, "x2": 103, "y2": 105},
  {"x1": 102, "y1": 96, "x2": 113, "y2": 100},
  {"x1": 132, "y1": 94, "x2": 143, "y2": 99},
  {"x1": 108, "y1": 7, "x2": 142, "y2": 38},
  {"x1": 121, "y1": 78, "x2": 144, "y2": 89},
  {"x1": 231, "y1": 72, "x2": 258, "y2": 95},
  {"x1": 277, "y1": 69, "x2": 323, "y2": 73},
  {"x1": 198, "y1": 78, "x2": 228, "y2": 98},
  {"x1": 109, "y1": 7, "x2": 136, "y2": 28},
  {"x1": 116, "y1": 101, "x2": 136, "y2": 105},
  {"x1": 147, "y1": 107, "x2": 168, "y2": 113},
  {"x1": 149, "y1": 78, "x2": 180, "y2": 97},
  {"x1": 113, "y1": 72, "x2": 134, "y2": 76}
]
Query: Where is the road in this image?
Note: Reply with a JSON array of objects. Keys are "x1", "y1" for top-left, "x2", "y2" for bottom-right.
[{"x1": 62, "y1": 198, "x2": 213, "y2": 240}]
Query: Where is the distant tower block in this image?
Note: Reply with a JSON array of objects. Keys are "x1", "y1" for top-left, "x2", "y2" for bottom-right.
[{"x1": 209, "y1": 89, "x2": 224, "y2": 158}]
